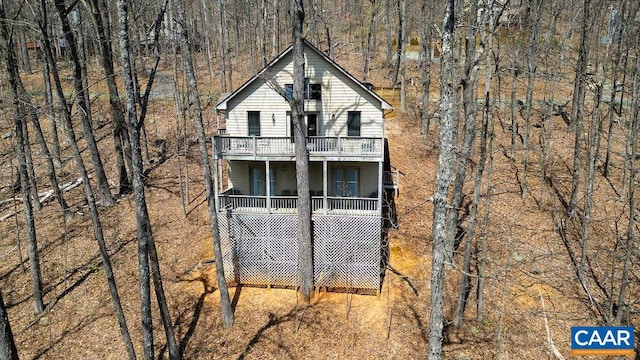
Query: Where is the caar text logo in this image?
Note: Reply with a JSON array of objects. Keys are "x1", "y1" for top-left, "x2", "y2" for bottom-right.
[{"x1": 571, "y1": 326, "x2": 635, "y2": 357}]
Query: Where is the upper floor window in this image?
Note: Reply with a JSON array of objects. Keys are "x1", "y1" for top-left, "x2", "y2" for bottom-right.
[
  {"x1": 307, "y1": 82, "x2": 321, "y2": 100},
  {"x1": 284, "y1": 78, "x2": 321, "y2": 101},
  {"x1": 347, "y1": 111, "x2": 361, "y2": 136},
  {"x1": 248, "y1": 111, "x2": 260, "y2": 136}
]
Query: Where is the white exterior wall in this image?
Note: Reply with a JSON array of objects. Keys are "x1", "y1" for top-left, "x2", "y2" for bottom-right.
[
  {"x1": 228, "y1": 161, "x2": 250, "y2": 193},
  {"x1": 225, "y1": 46, "x2": 385, "y2": 138}
]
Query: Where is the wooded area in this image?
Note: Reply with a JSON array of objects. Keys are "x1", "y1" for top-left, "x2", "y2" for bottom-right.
[{"x1": 0, "y1": 0, "x2": 638, "y2": 358}]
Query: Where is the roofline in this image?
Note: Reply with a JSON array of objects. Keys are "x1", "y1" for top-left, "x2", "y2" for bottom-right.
[
  {"x1": 301, "y1": 40, "x2": 393, "y2": 110},
  {"x1": 215, "y1": 45, "x2": 294, "y2": 111},
  {"x1": 215, "y1": 39, "x2": 393, "y2": 111}
]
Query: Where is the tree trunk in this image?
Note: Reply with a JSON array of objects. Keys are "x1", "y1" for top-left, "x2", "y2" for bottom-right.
[
  {"x1": 398, "y1": 0, "x2": 406, "y2": 111},
  {"x1": 176, "y1": 0, "x2": 234, "y2": 327},
  {"x1": 217, "y1": 0, "x2": 228, "y2": 92},
  {"x1": 8, "y1": 45, "x2": 69, "y2": 213},
  {"x1": 453, "y1": 0, "x2": 490, "y2": 328},
  {"x1": 118, "y1": 1, "x2": 180, "y2": 358},
  {"x1": 362, "y1": 0, "x2": 377, "y2": 81},
  {"x1": 521, "y1": 0, "x2": 542, "y2": 199},
  {"x1": 540, "y1": 0, "x2": 562, "y2": 182},
  {"x1": 22, "y1": 84, "x2": 70, "y2": 213},
  {"x1": 171, "y1": 42, "x2": 188, "y2": 217},
  {"x1": 0, "y1": 291, "x2": 19, "y2": 360},
  {"x1": 445, "y1": 0, "x2": 482, "y2": 263},
  {"x1": 41, "y1": 55, "x2": 62, "y2": 169},
  {"x1": 392, "y1": 0, "x2": 404, "y2": 87},
  {"x1": 420, "y1": 0, "x2": 432, "y2": 138},
  {"x1": 614, "y1": 40, "x2": 640, "y2": 325},
  {"x1": 116, "y1": 1, "x2": 154, "y2": 357},
  {"x1": 54, "y1": 0, "x2": 114, "y2": 207},
  {"x1": 86, "y1": 0, "x2": 133, "y2": 195},
  {"x1": 272, "y1": 0, "x2": 280, "y2": 58},
  {"x1": 384, "y1": 0, "x2": 392, "y2": 70},
  {"x1": 19, "y1": 31, "x2": 31, "y2": 75},
  {"x1": 259, "y1": 0, "x2": 267, "y2": 67},
  {"x1": 476, "y1": 71, "x2": 496, "y2": 323},
  {"x1": 568, "y1": 0, "x2": 592, "y2": 217},
  {"x1": 291, "y1": 0, "x2": 314, "y2": 301},
  {"x1": 429, "y1": 1, "x2": 455, "y2": 358},
  {"x1": 36, "y1": 2, "x2": 137, "y2": 357},
  {"x1": 1, "y1": 8, "x2": 46, "y2": 314},
  {"x1": 21, "y1": 111, "x2": 41, "y2": 212}
]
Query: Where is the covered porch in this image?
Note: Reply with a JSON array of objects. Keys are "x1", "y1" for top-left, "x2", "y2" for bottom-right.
[{"x1": 215, "y1": 160, "x2": 392, "y2": 216}]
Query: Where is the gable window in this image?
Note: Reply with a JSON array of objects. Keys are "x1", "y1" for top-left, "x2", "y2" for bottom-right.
[
  {"x1": 284, "y1": 78, "x2": 321, "y2": 100},
  {"x1": 248, "y1": 111, "x2": 260, "y2": 136},
  {"x1": 284, "y1": 84, "x2": 293, "y2": 101},
  {"x1": 308, "y1": 83, "x2": 321, "y2": 100},
  {"x1": 332, "y1": 167, "x2": 359, "y2": 197},
  {"x1": 347, "y1": 111, "x2": 361, "y2": 136}
]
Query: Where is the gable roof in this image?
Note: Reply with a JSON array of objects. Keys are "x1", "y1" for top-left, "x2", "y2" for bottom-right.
[{"x1": 215, "y1": 39, "x2": 393, "y2": 111}]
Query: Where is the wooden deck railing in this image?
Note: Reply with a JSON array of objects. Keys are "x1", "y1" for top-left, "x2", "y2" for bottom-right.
[
  {"x1": 218, "y1": 194, "x2": 379, "y2": 216},
  {"x1": 213, "y1": 136, "x2": 383, "y2": 159}
]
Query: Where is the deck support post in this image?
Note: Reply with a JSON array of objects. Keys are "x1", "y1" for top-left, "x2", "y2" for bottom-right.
[{"x1": 323, "y1": 160, "x2": 328, "y2": 215}]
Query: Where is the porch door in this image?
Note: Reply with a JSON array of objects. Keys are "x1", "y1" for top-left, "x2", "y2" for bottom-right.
[
  {"x1": 332, "y1": 167, "x2": 359, "y2": 197},
  {"x1": 250, "y1": 166, "x2": 276, "y2": 196}
]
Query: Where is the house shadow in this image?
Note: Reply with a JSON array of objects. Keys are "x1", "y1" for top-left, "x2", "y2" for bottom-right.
[
  {"x1": 236, "y1": 305, "x2": 310, "y2": 360},
  {"x1": 168, "y1": 278, "x2": 243, "y2": 358}
]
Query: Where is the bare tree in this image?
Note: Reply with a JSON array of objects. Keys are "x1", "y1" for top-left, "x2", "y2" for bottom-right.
[
  {"x1": 40, "y1": 54, "x2": 62, "y2": 169},
  {"x1": 84, "y1": 0, "x2": 133, "y2": 195},
  {"x1": 521, "y1": 0, "x2": 542, "y2": 198},
  {"x1": 0, "y1": 291, "x2": 19, "y2": 360},
  {"x1": 429, "y1": 1, "x2": 456, "y2": 358},
  {"x1": 420, "y1": 0, "x2": 432, "y2": 138},
  {"x1": 291, "y1": 0, "x2": 314, "y2": 301},
  {"x1": 614, "y1": 32, "x2": 640, "y2": 325},
  {"x1": 217, "y1": 0, "x2": 232, "y2": 92},
  {"x1": 117, "y1": 0, "x2": 180, "y2": 357},
  {"x1": 1, "y1": 5, "x2": 45, "y2": 313},
  {"x1": 53, "y1": 0, "x2": 114, "y2": 207},
  {"x1": 391, "y1": 0, "x2": 405, "y2": 88},
  {"x1": 116, "y1": 0, "x2": 153, "y2": 357},
  {"x1": 362, "y1": 0, "x2": 378, "y2": 81},
  {"x1": 21, "y1": 119, "x2": 40, "y2": 211},
  {"x1": 568, "y1": 0, "x2": 593, "y2": 217},
  {"x1": 452, "y1": 0, "x2": 496, "y2": 328},
  {"x1": 272, "y1": 0, "x2": 280, "y2": 58},
  {"x1": 175, "y1": 0, "x2": 234, "y2": 328},
  {"x1": 34, "y1": 1, "x2": 138, "y2": 356}
]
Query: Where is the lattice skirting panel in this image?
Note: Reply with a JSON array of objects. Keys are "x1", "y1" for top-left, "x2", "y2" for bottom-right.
[
  {"x1": 217, "y1": 212, "x2": 382, "y2": 290},
  {"x1": 313, "y1": 216, "x2": 381, "y2": 290}
]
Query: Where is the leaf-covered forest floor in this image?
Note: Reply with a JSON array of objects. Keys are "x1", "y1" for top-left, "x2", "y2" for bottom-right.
[{"x1": 0, "y1": 53, "x2": 636, "y2": 359}]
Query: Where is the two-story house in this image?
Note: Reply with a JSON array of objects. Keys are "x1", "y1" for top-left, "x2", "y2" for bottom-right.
[{"x1": 213, "y1": 40, "x2": 397, "y2": 293}]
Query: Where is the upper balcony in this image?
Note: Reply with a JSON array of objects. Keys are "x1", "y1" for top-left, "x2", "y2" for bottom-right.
[{"x1": 213, "y1": 135, "x2": 384, "y2": 162}]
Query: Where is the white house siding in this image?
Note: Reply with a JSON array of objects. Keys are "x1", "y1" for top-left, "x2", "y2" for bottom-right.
[
  {"x1": 228, "y1": 161, "x2": 250, "y2": 193},
  {"x1": 224, "y1": 45, "x2": 385, "y2": 138}
]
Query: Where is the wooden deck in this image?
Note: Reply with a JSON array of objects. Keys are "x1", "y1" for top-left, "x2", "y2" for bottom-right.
[
  {"x1": 213, "y1": 136, "x2": 384, "y2": 161},
  {"x1": 218, "y1": 194, "x2": 380, "y2": 216}
]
